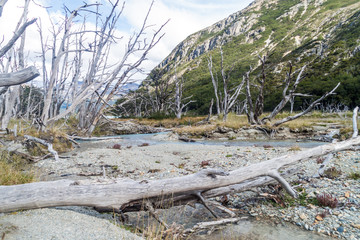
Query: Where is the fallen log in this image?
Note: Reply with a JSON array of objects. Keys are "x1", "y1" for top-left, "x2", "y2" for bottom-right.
[
  {"x1": 24, "y1": 135, "x2": 59, "y2": 161},
  {"x1": 0, "y1": 136, "x2": 359, "y2": 213},
  {"x1": 71, "y1": 136, "x2": 123, "y2": 141}
]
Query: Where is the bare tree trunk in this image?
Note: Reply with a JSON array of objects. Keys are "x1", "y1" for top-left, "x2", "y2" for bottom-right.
[
  {"x1": 208, "y1": 56, "x2": 221, "y2": 115},
  {"x1": 1, "y1": 86, "x2": 19, "y2": 129},
  {"x1": 353, "y1": 106, "x2": 359, "y2": 138},
  {"x1": 262, "y1": 63, "x2": 306, "y2": 122},
  {"x1": 245, "y1": 71, "x2": 255, "y2": 124},
  {"x1": 1, "y1": 136, "x2": 359, "y2": 213}
]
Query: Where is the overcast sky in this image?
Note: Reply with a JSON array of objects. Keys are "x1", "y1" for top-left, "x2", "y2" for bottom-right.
[{"x1": 0, "y1": 0, "x2": 253, "y2": 82}]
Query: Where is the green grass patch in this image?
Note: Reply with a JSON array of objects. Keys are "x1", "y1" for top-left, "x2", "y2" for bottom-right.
[{"x1": 0, "y1": 150, "x2": 36, "y2": 185}]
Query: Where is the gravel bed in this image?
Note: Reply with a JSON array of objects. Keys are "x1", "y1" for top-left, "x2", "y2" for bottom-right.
[{"x1": 1, "y1": 133, "x2": 359, "y2": 239}]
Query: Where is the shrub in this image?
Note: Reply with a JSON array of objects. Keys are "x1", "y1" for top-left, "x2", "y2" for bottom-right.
[
  {"x1": 288, "y1": 145, "x2": 301, "y2": 151},
  {"x1": 138, "y1": 143, "x2": 149, "y2": 147},
  {"x1": 348, "y1": 172, "x2": 360, "y2": 180},
  {"x1": 324, "y1": 167, "x2": 342, "y2": 179},
  {"x1": 316, "y1": 193, "x2": 338, "y2": 208},
  {"x1": 112, "y1": 144, "x2": 121, "y2": 150},
  {"x1": 0, "y1": 151, "x2": 35, "y2": 185}
]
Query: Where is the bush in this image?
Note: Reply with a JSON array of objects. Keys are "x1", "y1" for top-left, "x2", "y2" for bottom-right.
[
  {"x1": 324, "y1": 167, "x2": 342, "y2": 179},
  {"x1": 316, "y1": 193, "x2": 338, "y2": 208},
  {"x1": 0, "y1": 151, "x2": 35, "y2": 185},
  {"x1": 148, "y1": 112, "x2": 175, "y2": 120}
]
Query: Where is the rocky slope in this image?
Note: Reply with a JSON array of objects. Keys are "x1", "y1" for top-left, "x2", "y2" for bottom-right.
[{"x1": 147, "y1": 0, "x2": 360, "y2": 114}]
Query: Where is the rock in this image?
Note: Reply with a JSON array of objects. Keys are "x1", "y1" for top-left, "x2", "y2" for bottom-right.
[
  {"x1": 337, "y1": 226, "x2": 344, "y2": 233},
  {"x1": 345, "y1": 191, "x2": 351, "y2": 198},
  {"x1": 299, "y1": 213, "x2": 307, "y2": 220},
  {"x1": 351, "y1": 224, "x2": 360, "y2": 229},
  {"x1": 315, "y1": 215, "x2": 323, "y2": 221},
  {"x1": 304, "y1": 224, "x2": 309, "y2": 230}
]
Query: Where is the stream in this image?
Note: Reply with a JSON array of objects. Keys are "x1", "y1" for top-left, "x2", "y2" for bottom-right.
[{"x1": 98, "y1": 132, "x2": 327, "y2": 148}]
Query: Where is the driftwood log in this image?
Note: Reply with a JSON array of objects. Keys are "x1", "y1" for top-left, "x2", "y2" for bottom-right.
[{"x1": 1, "y1": 136, "x2": 360, "y2": 213}]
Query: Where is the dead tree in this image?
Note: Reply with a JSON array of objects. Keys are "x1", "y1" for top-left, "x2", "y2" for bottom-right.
[
  {"x1": 143, "y1": 67, "x2": 174, "y2": 116},
  {"x1": 38, "y1": 1, "x2": 167, "y2": 135},
  {"x1": 0, "y1": 0, "x2": 38, "y2": 129},
  {"x1": 174, "y1": 63, "x2": 194, "y2": 119},
  {"x1": 1, "y1": 136, "x2": 359, "y2": 213},
  {"x1": 261, "y1": 62, "x2": 307, "y2": 123},
  {"x1": 244, "y1": 60, "x2": 339, "y2": 127},
  {"x1": 208, "y1": 47, "x2": 245, "y2": 121},
  {"x1": 272, "y1": 82, "x2": 340, "y2": 127},
  {"x1": 0, "y1": 66, "x2": 39, "y2": 87},
  {"x1": 244, "y1": 55, "x2": 269, "y2": 125}
]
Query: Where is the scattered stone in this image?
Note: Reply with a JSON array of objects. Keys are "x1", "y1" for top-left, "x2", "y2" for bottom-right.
[
  {"x1": 337, "y1": 226, "x2": 344, "y2": 233},
  {"x1": 299, "y1": 213, "x2": 307, "y2": 220},
  {"x1": 351, "y1": 224, "x2": 360, "y2": 229}
]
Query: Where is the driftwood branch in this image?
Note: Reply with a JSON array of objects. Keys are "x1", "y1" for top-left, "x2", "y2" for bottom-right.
[
  {"x1": 24, "y1": 135, "x2": 59, "y2": 161},
  {"x1": 0, "y1": 66, "x2": 39, "y2": 87},
  {"x1": 1, "y1": 136, "x2": 360, "y2": 213}
]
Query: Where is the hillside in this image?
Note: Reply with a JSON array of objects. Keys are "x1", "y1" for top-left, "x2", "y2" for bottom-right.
[{"x1": 140, "y1": 0, "x2": 359, "y2": 115}]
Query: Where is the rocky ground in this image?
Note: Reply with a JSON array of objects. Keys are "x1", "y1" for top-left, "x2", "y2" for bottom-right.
[{"x1": 1, "y1": 132, "x2": 359, "y2": 239}]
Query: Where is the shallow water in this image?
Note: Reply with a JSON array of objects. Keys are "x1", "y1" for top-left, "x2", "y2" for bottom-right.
[
  {"x1": 117, "y1": 132, "x2": 327, "y2": 148},
  {"x1": 193, "y1": 218, "x2": 331, "y2": 240}
]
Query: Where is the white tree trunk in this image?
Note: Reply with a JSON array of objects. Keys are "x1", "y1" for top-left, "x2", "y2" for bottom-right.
[{"x1": 1, "y1": 86, "x2": 20, "y2": 129}]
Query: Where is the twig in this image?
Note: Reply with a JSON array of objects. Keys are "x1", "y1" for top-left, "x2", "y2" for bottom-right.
[
  {"x1": 313, "y1": 153, "x2": 333, "y2": 178},
  {"x1": 144, "y1": 201, "x2": 169, "y2": 229}
]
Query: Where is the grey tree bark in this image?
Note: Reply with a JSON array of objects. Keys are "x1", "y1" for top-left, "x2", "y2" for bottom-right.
[{"x1": 0, "y1": 66, "x2": 39, "y2": 87}]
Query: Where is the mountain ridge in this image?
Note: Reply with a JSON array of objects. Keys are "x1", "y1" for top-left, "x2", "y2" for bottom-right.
[{"x1": 137, "y1": 0, "x2": 360, "y2": 115}]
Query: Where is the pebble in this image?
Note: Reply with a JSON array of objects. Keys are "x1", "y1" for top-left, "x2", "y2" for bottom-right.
[{"x1": 337, "y1": 226, "x2": 345, "y2": 233}]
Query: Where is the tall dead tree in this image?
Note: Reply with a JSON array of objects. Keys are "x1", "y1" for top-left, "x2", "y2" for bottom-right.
[
  {"x1": 174, "y1": 63, "x2": 194, "y2": 119},
  {"x1": 244, "y1": 55, "x2": 267, "y2": 125},
  {"x1": 36, "y1": 0, "x2": 167, "y2": 135},
  {"x1": 208, "y1": 47, "x2": 245, "y2": 121},
  {"x1": 0, "y1": 0, "x2": 39, "y2": 129}
]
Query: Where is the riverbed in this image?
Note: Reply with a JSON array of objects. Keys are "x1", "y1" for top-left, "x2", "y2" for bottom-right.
[{"x1": 2, "y1": 132, "x2": 359, "y2": 239}]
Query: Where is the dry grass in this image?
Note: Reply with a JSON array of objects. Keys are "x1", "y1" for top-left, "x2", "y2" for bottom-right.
[
  {"x1": 137, "y1": 116, "x2": 206, "y2": 128},
  {"x1": 214, "y1": 113, "x2": 249, "y2": 129},
  {"x1": 0, "y1": 150, "x2": 36, "y2": 185},
  {"x1": 173, "y1": 124, "x2": 217, "y2": 136}
]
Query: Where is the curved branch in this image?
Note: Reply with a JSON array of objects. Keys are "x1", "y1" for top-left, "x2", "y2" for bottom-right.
[
  {"x1": 0, "y1": 66, "x2": 39, "y2": 87},
  {"x1": 0, "y1": 18, "x2": 37, "y2": 58}
]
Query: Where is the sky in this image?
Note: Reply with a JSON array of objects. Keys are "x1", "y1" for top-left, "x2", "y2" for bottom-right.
[{"x1": 0, "y1": 0, "x2": 253, "y2": 83}]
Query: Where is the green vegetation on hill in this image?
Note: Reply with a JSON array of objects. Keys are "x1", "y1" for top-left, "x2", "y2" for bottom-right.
[{"x1": 118, "y1": 0, "x2": 360, "y2": 117}]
